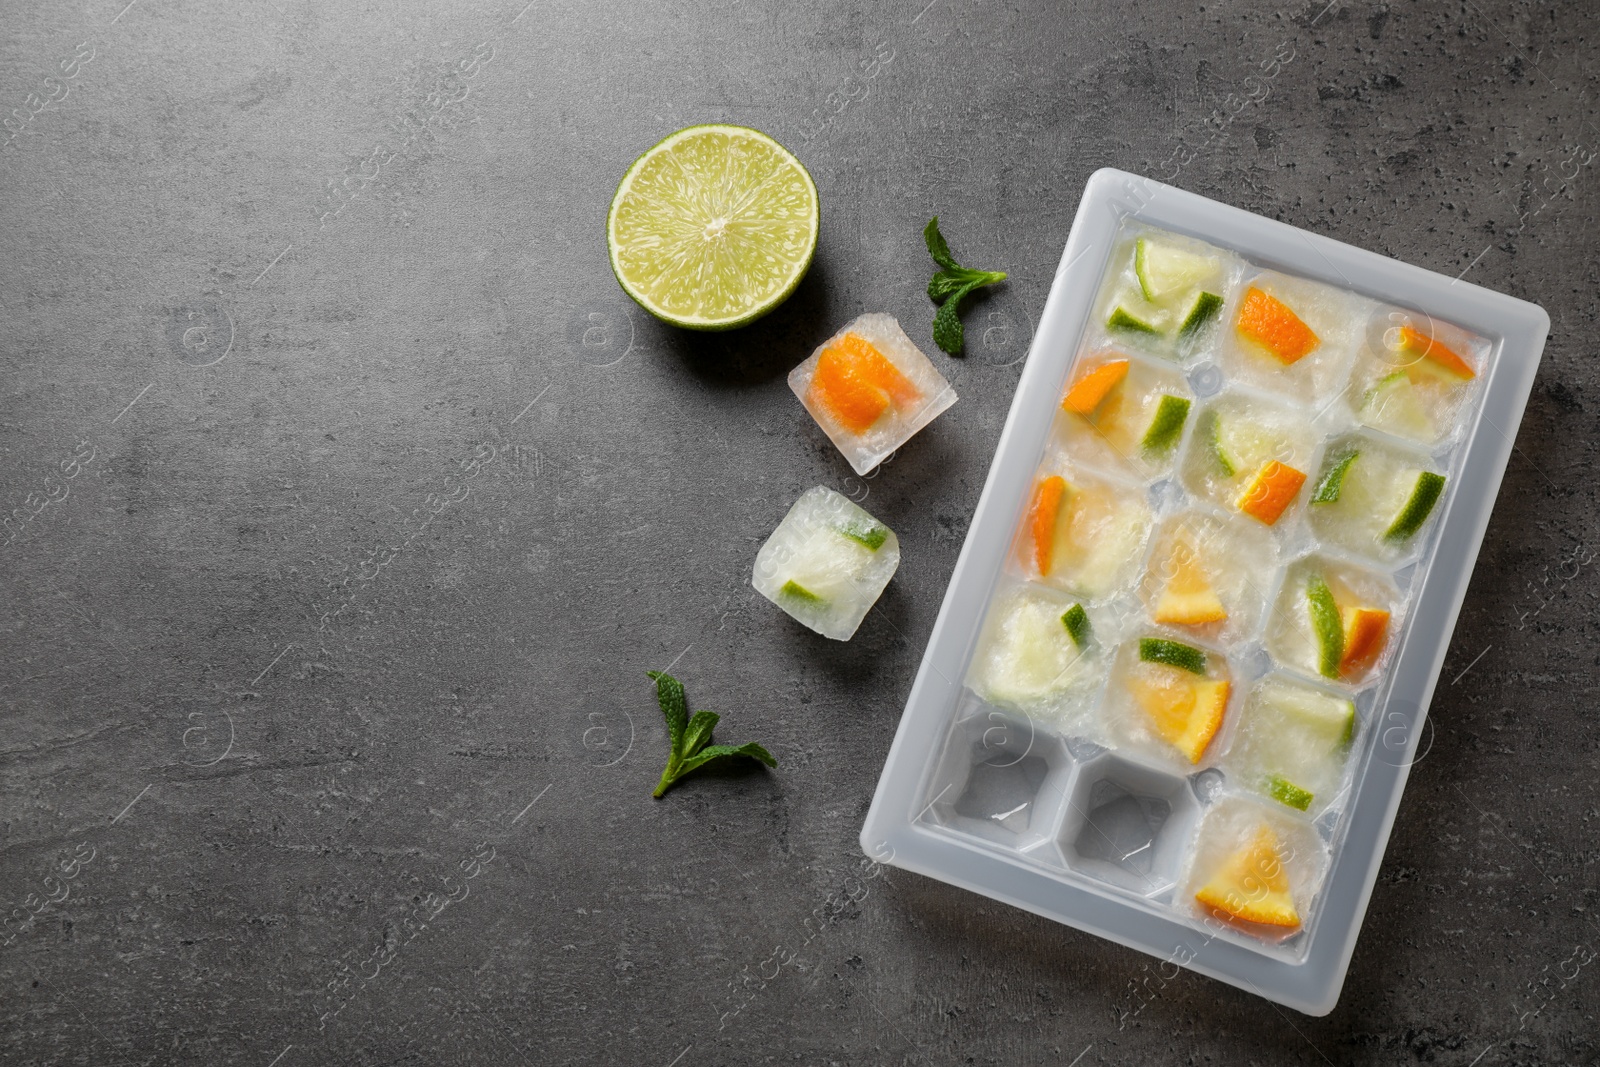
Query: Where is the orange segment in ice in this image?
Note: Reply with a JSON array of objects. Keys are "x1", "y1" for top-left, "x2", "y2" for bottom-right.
[
  {"x1": 1130, "y1": 671, "x2": 1228, "y2": 764},
  {"x1": 1194, "y1": 825, "x2": 1301, "y2": 928},
  {"x1": 807, "y1": 333, "x2": 922, "y2": 434},
  {"x1": 1236, "y1": 287, "x2": 1319, "y2": 364},
  {"x1": 1027, "y1": 475, "x2": 1069, "y2": 576},
  {"x1": 1063, "y1": 360, "x2": 1129, "y2": 416},
  {"x1": 1153, "y1": 539, "x2": 1228, "y2": 626},
  {"x1": 1339, "y1": 606, "x2": 1390, "y2": 672},
  {"x1": 1236, "y1": 460, "x2": 1306, "y2": 525},
  {"x1": 1399, "y1": 325, "x2": 1476, "y2": 381}
]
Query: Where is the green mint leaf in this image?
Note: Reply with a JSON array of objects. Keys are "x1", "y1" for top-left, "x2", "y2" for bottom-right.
[
  {"x1": 678, "y1": 742, "x2": 778, "y2": 776},
  {"x1": 682, "y1": 710, "x2": 719, "y2": 758},
  {"x1": 932, "y1": 280, "x2": 982, "y2": 355},
  {"x1": 924, "y1": 216, "x2": 959, "y2": 271},
  {"x1": 647, "y1": 673, "x2": 778, "y2": 797},
  {"x1": 928, "y1": 267, "x2": 1005, "y2": 303},
  {"x1": 646, "y1": 670, "x2": 688, "y2": 757}
]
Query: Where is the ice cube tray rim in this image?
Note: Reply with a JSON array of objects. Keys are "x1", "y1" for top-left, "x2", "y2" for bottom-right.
[{"x1": 860, "y1": 168, "x2": 1549, "y2": 1016}]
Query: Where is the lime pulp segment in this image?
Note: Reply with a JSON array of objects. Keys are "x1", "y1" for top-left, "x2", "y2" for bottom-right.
[{"x1": 607, "y1": 125, "x2": 819, "y2": 330}]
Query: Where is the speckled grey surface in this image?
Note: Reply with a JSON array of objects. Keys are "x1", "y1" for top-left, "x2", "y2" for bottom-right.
[{"x1": 2, "y1": 1, "x2": 1595, "y2": 1064}]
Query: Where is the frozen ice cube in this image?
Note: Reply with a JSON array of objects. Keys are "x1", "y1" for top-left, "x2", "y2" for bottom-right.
[
  {"x1": 1179, "y1": 796, "x2": 1327, "y2": 943},
  {"x1": 1178, "y1": 391, "x2": 1318, "y2": 527},
  {"x1": 966, "y1": 585, "x2": 1107, "y2": 731},
  {"x1": 1139, "y1": 508, "x2": 1278, "y2": 646},
  {"x1": 1101, "y1": 633, "x2": 1234, "y2": 770},
  {"x1": 1090, "y1": 226, "x2": 1241, "y2": 364},
  {"x1": 1265, "y1": 554, "x2": 1401, "y2": 688},
  {"x1": 1218, "y1": 270, "x2": 1366, "y2": 406},
  {"x1": 752, "y1": 485, "x2": 899, "y2": 641},
  {"x1": 1015, "y1": 458, "x2": 1152, "y2": 601},
  {"x1": 789, "y1": 313, "x2": 957, "y2": 476},
  {"x1": 1347, "y1": 307, "x2": 1485, "y2": 447},
  {"x1": 1223, "y1": 675, "x2": 1357, "y2": 817},
  {"x1": 1306, "y1": 433, "x2": 1446, "y2": 564},
  {"x1": 1057, "y1": 349, "x2": 1195, "y2": 479}
]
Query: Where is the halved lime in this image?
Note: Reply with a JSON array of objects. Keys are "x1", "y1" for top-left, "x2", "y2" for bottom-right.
[{"x1": 607, "y1": 125, "x2": 819, "y2": 331}]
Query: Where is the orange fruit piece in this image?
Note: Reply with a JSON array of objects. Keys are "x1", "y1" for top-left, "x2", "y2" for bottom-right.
[
  {"x1": 1236, "y1": 461, "x2": 1306, "y2": 525},
  {"x1": 1130, "y1": 670, "x2": 1229, "y2": 763},
  {"x1": 1063, "y1": 360, "x2": 1129, "y2": 415},
  {"x1": 1339, "y1": 606, "x2": 1390, "y2": 672},
  {"x1": 1195, "y1": 824, "x2": 1301, "y2": 928},
  {"x1": 1027, "y1": 475, "x2": 1069, "y2": 576},
  {"x1": 1236, "y1": 287, "x2": 1319, "y2": 364},
  {"x1": 807, "y1": 333, "x2": 921, "y2": 434},
  {"x1": 1153, "y1": 539, "x2": 1227, "y2": 626},
  {"x1": 1399, "y1": 325, "x2": 1476, "y2": 381}
]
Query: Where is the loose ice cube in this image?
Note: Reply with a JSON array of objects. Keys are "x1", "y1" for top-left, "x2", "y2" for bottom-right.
[
  {"x1": 967, "y1": 586, "x2": 1106, "y2": 729},
  {"x1": 1103, "y1": 635, "x2": 1232, "y2": 767},
  {"x1": 1307, "y1": 434, "x2": 1446, "y2": 563},
  {"x1": 1182, "y1": 798, "x2": 1326, "y2": 938},
  {"x1": 1139, "y1": 509, "x2": 1277, "y2": 645},
  {"x1": 1220, "y1": 272, "x2": 1364, "y2": 404},
  {"x1": 1018, "y1": 461, "x2": 1151, "y2": 600},
  {"x1": 1179, "y1": 393, "x2": 1317, "y2": 526},
  {"x1": 1266, "y1": 555, "x2": 1399, "y2": 686},
  {"x1": 1058, "y1": 350, "x2": 1193, "y2": 477},
  {"x1": 1349, "y1": 311, "x2": 1482, "y2": 442},
  {"x1": 1224, "y1": 676, "x2": 1357, "y2": 816},
  {"x1": 789, "y1": 313, "x2": 957, "y2": 475},
  {"x1": 752, "y1": 486, "x2": 899, "y2": 640}
]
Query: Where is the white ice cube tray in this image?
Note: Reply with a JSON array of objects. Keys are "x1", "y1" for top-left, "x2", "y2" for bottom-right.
[{"x1": 860, "y1": 169, "x2": 1548, "y2": 1015}]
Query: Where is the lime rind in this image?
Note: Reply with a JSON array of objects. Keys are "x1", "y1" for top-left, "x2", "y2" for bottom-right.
[
  {"x1": 1108, "y1": 306, "x2": 1161, "y2": 335},
  {"x1": 780, "y1": 579, "x2": 823, "y2": 604},
  {"x1": 836, "y1": 519, "x2": 889, "y2": 551},
  {"x1": 1140, "y1": 394, "x2": 1191, "y2": 454},
  {"x1": 1177, "y1": 291, "x2": 1224, "y2": 338},
  {"x1": 1306, "y1": 576, "x2": 1344, "y2": 678},
  {"x1": 1264, "y1": 774, "x2": 1314, "y2": 811},
  {"x1": 607, "y1": 124, "x2": 819, "y2": 331},
  {"x1": 1311, "y1": 449, "x2": 1360, "y2": 505},
  {"x1": 1384, "y1": 471, "x2": 1446, "y2": 541},
  {"x1": 1206, "y1": 409, "x2": 1237, "y2": 477},
  {"x1": 1139, "y1": 637, "x2": 1206, "y2": 675},
  {"x1": 1061, "y1": 603, "x2": 1091, "y2": 648}
]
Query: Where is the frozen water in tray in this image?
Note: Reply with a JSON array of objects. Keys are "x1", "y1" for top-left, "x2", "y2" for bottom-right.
[
  {"x1": 1306, "y1": 433, "x2": 1447, "y2": 566},
  {"x1": 1346, "y1": 306, "x2": 1486, "y2": 448},
  {"x1": 1057, "y1": 349, "x2": 1194, "y2": 479}
]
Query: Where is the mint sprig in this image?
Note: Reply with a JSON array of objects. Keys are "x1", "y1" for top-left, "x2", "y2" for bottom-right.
[
  {"x1": 925, "y1": 217, "x2": 1007, "y2": 356},
  {"x1": 648, "y1": 671, "x2": 777, "y2": 798}
]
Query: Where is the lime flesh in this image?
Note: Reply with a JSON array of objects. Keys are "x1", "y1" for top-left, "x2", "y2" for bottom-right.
[{"x1": 607, "y1": 125, "x2": 819, "y2": 330}]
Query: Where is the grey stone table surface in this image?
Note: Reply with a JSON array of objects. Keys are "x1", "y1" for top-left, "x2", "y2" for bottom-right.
[{"x1": 2, "y1": 0, "x2": 1595, "y2": 1064}]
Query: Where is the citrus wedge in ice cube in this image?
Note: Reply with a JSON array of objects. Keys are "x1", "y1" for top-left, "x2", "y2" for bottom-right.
[
  {"x1": 1195, "y1": 824, "x2": 1301, "y2": 927},
  {"x1": 607, "y1": 125, "x2": 819, "y2": 330}
]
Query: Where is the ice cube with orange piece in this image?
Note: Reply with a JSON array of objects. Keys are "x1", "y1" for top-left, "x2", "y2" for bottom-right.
[
  {"x1": 1019, "y1": 462, "x2": 1151, "y2": 600},
  {"x1": 1058, "y1": 351, "x2": 1193, "y2": 477},
  {"x1": 789, "y1": 313, "x2": 957, "y2": 476},
  {"x1": 1140, "y1": 509, "x2": 1276, "y2": 645}
]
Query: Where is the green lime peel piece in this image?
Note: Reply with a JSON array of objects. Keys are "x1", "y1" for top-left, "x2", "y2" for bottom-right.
[
  {"x1": 836, "y1": 519, "x2": 889, "y2": 551},
  {"x1": 1384, "y1": 471, "x2": 1446, "y2": 541},
  {"x1": 1306, "y1": 575, "x2": 1344, "y2": 679},
  {"x1": 1311, "y1": 449, "x2": 1360, "y2": 504},
  {"x1": 1265, "y1": 774, "x2": 1314, "y2": 811},
  {"x1": 780, "y1": 580, "x2": 823, "y2": 604},
  {"x1": 1140, "y1": 395, "x2": 1192, "y2": 455},
  {"x1": 1108, "y1": 306, "x2": 1161, "y2": 335},
  {"x1": 1178, "y1": 291, "x2": 1224, "y2": 338},
  {"x1": 1138, "y1": 637, "x2": 1206, "y2": 675},
  {"x1": 1061, "y1": 603, "x2": 1091, "y2": 648},
  {"x1": 1206, "y1": 409, "x2": 1236, "y2": 477}
]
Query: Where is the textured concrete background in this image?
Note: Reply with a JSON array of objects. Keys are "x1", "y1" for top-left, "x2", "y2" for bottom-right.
[{"x1": 1, "y1": 0, "x2": 1595, "y2": 1064}]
